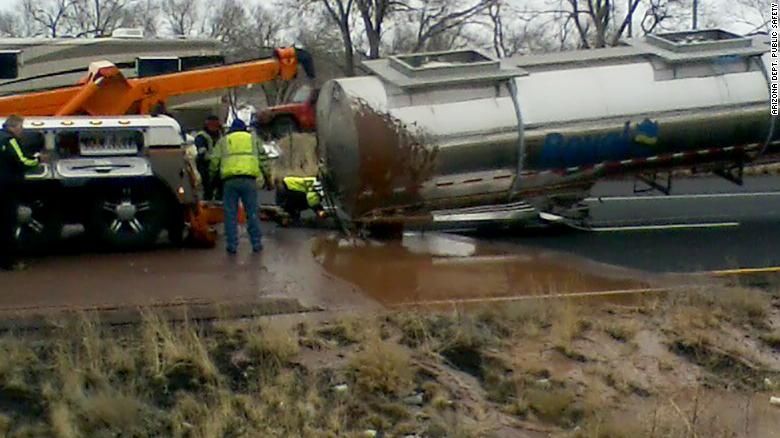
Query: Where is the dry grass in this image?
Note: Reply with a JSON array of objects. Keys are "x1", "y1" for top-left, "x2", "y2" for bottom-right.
[
  {"x1": 713, "y1": 287, "x2": 770, "y2": 324},
  {"x1": 577, "y1": 414, "x2": 647, "y2": 438},
  {"x1": 349, "y1": 337, "x2": 415, "y2": 396},
  {"x1": 669, "y1": 287, "x2": 770, "y2": 329},
  {"x1": 551, "y1": 300, "x2": 587, "y2": 359},
  {"x1": 664, "y1": 286, "x2": 771, "y2": 339},
  {"x1": 0, "y1": 285, "x2": 775, "y2": 437},
  {"x1": 425, "y1": 410, "x2": 492, "y2": 438},
  {"x1": 525, "y1": 386, "x2": 581, "y2": 427},
  {"x1": 316, "y1": 315, "x2": 369, "y2": 346},
  {"x1": 245, "y1": 323, "x2": 300, "y2": 368},
  {"x1": 604, "y1": 320, "x2": 640, "y2": 342},
  {"x1": 760, "y1": 331, "x2": 780, "y2": 350},
  {"x1": 78, "y1": 392, "x2": 145, "y2": 432},
  {"x1": 476, "y1": 300, "x2": 555, "y2": 337}
]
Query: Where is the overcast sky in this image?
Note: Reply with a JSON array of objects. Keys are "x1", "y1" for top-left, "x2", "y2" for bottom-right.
[{"x1": 0, "y1": 0, "x2": 766, "y2": 36}]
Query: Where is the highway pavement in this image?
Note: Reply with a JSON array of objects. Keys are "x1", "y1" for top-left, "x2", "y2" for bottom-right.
[
  {"x1": 3, "y1": 174, "x2": 779, "y2": 324},
  {"x1": 496, "y1": 175, "x2": 780, "y2": 273}
]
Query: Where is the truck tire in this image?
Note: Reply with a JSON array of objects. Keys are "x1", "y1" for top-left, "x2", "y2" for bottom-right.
[
  {"x1": 15, "y1": 197, "x2": 63, "y2": 253},
  {"x1": 167, "y1": 208, "x2": 186, "y2": 246},
  {"x1": 269, "y1": 116, "x2": 298, "y2": 139},
  {"x1": 88, "y1": 183, "x2": 169, "y2": 250}
]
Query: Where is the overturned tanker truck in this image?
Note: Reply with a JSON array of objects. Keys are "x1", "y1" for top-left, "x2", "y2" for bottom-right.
[{"x1": 316, "y1": 29, "x2": 778, "y2": 230}]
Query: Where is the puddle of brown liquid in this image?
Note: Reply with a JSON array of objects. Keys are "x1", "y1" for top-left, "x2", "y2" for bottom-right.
[{"x1": 311, "y1": 233, "x2": 650, "y2": 306}]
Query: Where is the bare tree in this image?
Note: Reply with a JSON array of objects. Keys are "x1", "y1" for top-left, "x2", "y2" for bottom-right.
[
  {"x1": 239, "y1": 4, "x2": 289, "y2": 51},
  {"x1": 294, "y1": 6, "x2": 348, "y2": 74},
  {"x1": 202, "y1": 0, "x2": 247, "y2": 44},
  {"x1": 69, "y1": 0, "x2": 131, "y2": 37},
  {"x1": 315, "y1": 0, "x2": 357, "y2": 76},
  {"x1": 487, "y1": 1, "x2": 506, "y2": 56},
  {"x1": 241, "y1": 4, "x2": 298, "y2": 106},
  {"x1": 735, "y1": 0, "x2": 771, "y2": 33},
  {"x1": 122, "y1": 0, "x2": 161, "y2": 36},
  {"x1": 356, "y1": 0, "x2": 410, "y2": 59},
  {"x1": 640, "y1": 0, "x2": 689, "y2": 34},
  {"x1": 407, "y1": 0, "x2": 496, "y2": 52},
  {"x1": 0, "y1": 11, "x2": 26, "y2": 37},
  {"x1": 22, "y1": 0, "x2": 77, "y2": 37},
  {"x1": 556, "y1": 0, "x2": 692, "y2": 49},
  {"x1": 487, "y1": 3, "x2": 558, "y2": 56},
  {"x1": 163, "y1": 0, "x2": 198, "y2": 36},
  {"x1": 564, "y1": 0, "x2": 643, "y2": 48}
]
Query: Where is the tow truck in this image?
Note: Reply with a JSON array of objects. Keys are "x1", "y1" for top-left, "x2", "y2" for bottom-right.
[{"x1": 0, "y1": 47, "x2": 314, "y2": 250}]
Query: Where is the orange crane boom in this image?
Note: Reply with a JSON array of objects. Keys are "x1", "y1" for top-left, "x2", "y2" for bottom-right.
[{"x1": 0, "y1": 47, "x2": 314, "y2": 116}]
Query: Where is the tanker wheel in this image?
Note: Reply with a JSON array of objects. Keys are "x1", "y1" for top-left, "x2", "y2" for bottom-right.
[
  {"x1": 15, "y1": 197, "x2": 63, "y2": 253},
  {"x1": 89, "y1": 185, "x2": 168, "y2": 250},
  {"x1": 166, "y1": 207, "x2": 187, "y2": 246}
]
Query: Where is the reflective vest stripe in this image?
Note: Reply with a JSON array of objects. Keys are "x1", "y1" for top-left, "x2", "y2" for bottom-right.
[{"x1": 10, "y1": 138, "x2": 37, "y2": 168}]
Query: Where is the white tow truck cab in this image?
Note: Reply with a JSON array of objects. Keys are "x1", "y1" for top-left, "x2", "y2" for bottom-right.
[{"x1": 5, "y1": 115, "x2": 196, "y2": 250}]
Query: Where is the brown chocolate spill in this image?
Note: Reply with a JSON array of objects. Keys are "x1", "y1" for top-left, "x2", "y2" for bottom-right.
[
  {"x1": 312, "y1": 233, "x2": 651, "y2": 306},
  {"x1": 351, "y1": 98, "x2": 438, "y2": 219}
]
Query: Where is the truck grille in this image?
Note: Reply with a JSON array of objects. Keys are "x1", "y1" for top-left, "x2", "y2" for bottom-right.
[{"x1": 79, "y1": 141, "x2": 139, "y2": 156}]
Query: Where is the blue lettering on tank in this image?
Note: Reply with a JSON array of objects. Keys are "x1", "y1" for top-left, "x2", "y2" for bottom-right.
[{"x1": 538, "y1": 119, "x2": 660, "y2": 169}]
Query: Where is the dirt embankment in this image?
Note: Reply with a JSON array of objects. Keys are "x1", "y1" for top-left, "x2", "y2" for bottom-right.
[{"x1": 0, "y1": 284, "x2": 779, "y2": 437}]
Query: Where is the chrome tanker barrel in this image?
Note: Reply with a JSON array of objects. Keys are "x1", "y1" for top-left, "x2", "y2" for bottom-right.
[{"x1": 317, "y1": 30, "x2": 776, "y2": 224}]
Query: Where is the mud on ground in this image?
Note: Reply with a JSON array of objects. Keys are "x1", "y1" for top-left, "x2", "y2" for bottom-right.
[{"x1": 0, "y1": 282, "x2": 778, "y2": 437}]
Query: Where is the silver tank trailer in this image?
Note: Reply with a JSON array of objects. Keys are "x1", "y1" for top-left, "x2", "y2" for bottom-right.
[{"x1": 317, "y1": 30, "x2": 776, "y2": 223}]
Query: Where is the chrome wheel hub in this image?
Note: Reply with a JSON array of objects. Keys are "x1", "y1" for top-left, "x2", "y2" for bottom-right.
[
  {"x1": 103, "y1": 198, "x2": 151, "y2": 235},
  {"x1": 15, "y1": 204, "x2": 44, "y2": 239}
]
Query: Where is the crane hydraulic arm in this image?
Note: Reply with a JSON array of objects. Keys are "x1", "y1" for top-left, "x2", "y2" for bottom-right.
[{"x1": 0, "y1": 47, "x2": 315, "y2": 116}]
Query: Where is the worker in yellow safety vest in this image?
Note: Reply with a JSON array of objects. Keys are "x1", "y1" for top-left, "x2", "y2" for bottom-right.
[
  {"x1": 209, "y1": 118, "x2": 271, "y2": 255},
  {"x1": 274, "y1": 176, "x2": 325, "y2": 222},
  {"x1": 0, "y1": 115, "x2": 40, "y2": 270},
  {"x1": 193, "y1": 115, "x2": 223, "y2": 200}
]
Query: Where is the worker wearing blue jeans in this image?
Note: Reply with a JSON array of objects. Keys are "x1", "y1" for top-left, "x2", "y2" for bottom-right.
[
  {"x1": 222, "y1": 177, "x2": 262, "y2": 254},
  {"x1": 209, "y1": 118, "x2": 270, "y2": 254}
]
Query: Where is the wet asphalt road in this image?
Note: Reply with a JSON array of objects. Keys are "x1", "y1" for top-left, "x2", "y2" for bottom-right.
[
  {"x1": 499, "y1": 175, "x2": 780, "y2": 273},
  {"x1": 2, "y1": 174, "x2": 779, "y2": 322}
]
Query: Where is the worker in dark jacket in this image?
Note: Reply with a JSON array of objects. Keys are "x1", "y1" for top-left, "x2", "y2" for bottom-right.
[
  {"x1": 209, "y1": 118, "x2": 271, "y2": 255},
  {"x1": 0, "y1": 115, "x2": 39, "y2": 270},
  {"x1": 194, "y1": 115, "x2": 223, "y2": 200},
  {"x1": 275, "y1": 176, "x2": 325, "y2": 223}
]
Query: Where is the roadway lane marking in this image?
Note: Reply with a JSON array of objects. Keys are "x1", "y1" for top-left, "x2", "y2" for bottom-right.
[
  {"x1": 392, "y1": 287, "x2": 675, "y2": 307},
  {"x1": 586, "y1": 191, "x2": 780, "y2": 202},
  {"x1": 587, "y1": 222, "x2": 740, "y2": 232},
  {"x1": 709, "y1": 266, "x2": 780, "y2": 276}
]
